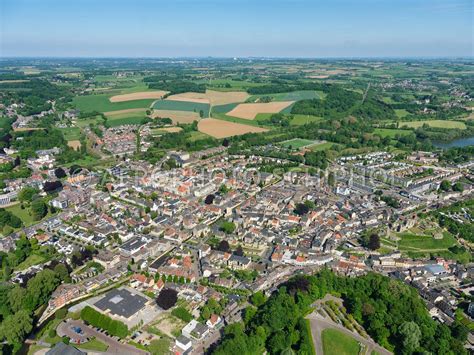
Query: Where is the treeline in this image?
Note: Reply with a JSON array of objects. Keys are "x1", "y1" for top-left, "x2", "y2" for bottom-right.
[
  {"x1": 435, "y1": 199, "x2": 474, "y2": 243},
  {"x1": 247, "y1": 82, "x2": 327, "y2": 95},
  {"x1": 80, "y1": 306, "x2": 128, "y2": 338},
  {"x1": 440, "y1": 146, "x2": 474, "y2": 164},
  {"x1": 213, "y1": 270, "x2": 467, "y2": 355},
  {"x1": 291, "y1": 86, "x2": 395, "y2": 120}
]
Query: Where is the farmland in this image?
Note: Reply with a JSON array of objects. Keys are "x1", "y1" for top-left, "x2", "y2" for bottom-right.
[
  {"x1": 109, "y1": 90, "x2": 168, "y2": 102},
  {"x1": 399, "y1": 120, "x2": 466, "y2": 130},
  {"x1": 226, "y1": 101, "x2": 294, "y2": 120},
  {"x1": 73, "y1": 94, "x2": 155, "y2": 113},
  {"x1": 248, "y1": 90, "x2": 321, "y2": 102},
  {"x1": 198, "y1": 118, "x2": 268, "y2": 138},
  {"x1": 153, "y1": 99, "x2": 210, "y2": 117},
  {"x1": 167, "y1": 90, "x2": 249, "y2": 105},
  {"x1": 152, "y1": 110, "x2": 201, "y2": 124}
]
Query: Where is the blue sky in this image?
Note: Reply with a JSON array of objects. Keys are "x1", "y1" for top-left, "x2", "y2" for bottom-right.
[{"x1": 1, "y1": 0, "x2": 472, "y2": 57}]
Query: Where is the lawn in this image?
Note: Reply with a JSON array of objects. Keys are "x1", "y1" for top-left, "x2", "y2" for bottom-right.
[
  {"x1": 373, "y1": 128, "x2": 413, "y2": 138},
  {"x1": 5, "y1": 203, "x2": 35, "y2": 226},
  {"x1": 187, "y1": 131, "x2": 212, "y2": 142},
  {"x1": 279, "y1": 138, "x2": 316, "y2": 149},
  {"x1": 77, "y1": 337, "x2": 109, "y2": 352},
  {"x1": 75, "y1": 115, "x2": 104, "y2": 128},
  {"x1": 397, "y1": 232, "x2": 457, "y2": 251},
  {"x1": 60, "y1": 127, "x2": 82, "y2": 140},
  {"x1": 290, "y1": 114, "x2": 323, "y2": 125},
  {"x1": 399, "y1": 120, "x2": 466, "y2": 130},
  {"x1": 73, "y1": 94, "x2": 155, "y2": 113},
  {"x1": 309, "y1": 141, "x2": 339, "y2": 151},
  {"x1": 395, "y1": 109, "x2": 410, "y2": 118},
  {"x1": 16, "y1": 254, "x2": 46, "y2": 271},
  {"x1": 153, "y1": 99, "x2": 210, "y2": 117},
  {"x1": 321, "y1": 328, "x2": 360, "y2": 355}
]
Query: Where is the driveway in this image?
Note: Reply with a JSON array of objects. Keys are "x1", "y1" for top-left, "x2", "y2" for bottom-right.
[
  {"x1": 57, "y1": 319, "x2": 148, "y2": 355},
  {"x1": 306, "y1": 312, "x2": 392, "y2": 355}
]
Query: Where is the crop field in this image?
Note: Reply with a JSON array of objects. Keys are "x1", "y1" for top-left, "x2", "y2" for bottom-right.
[
  {"x1": 167, "y1": 90, "x2": 249, "y2": 106},
  {"x1": 198, "y1": 118, "x2": 268, "y2": 138},
  {"x1": 279, "y1": 138, "x2": 316, "y2": 149},
  {"x1": 104, "y1": 108, "x2": 147, "y2": 117},
  {"x1": 226, "y1": 101, "x2": 294, "y2": 120},
  {"x1": 152, "y1": 109, "x2": 201, "y2": 124},
  {"x1": 373, "y1": 128, "x2": 413, "y2": 138},
  {"x1": 73, "y1": 94, "x2": 155, "y2": 113},
  {"x1": 153, "y1": 99, "x2": 210, "y2": 117},
  {"x1": 322, "y1": 329, "x2": 360, "y2": 355},
  {"x1": 150, "y1": 126, "x2": 183, "y2": 135},
  {"x1": 249, "y1": 90, "x2": 321, "y2": 102},
  {"x1": 109, "y1": 90, "x2": 168, "y2": 102},
  {"x1": 399, "y1": 120, "x2": 466, "y2": 130},
  {"x1": 107, "y1": 116, "x2": 146, "y2": 127}
]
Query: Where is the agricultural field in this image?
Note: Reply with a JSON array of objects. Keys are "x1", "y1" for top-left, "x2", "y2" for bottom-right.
[
  {"x1": 399, "y1": 120, "x2": 466, "y2": 130},
  {"x1": 226, "y1": 101, "x2": 294, "y2": 120},
  {"x1": 109, "y1": 90, "x2": 168, "y2": 102},
  {"x1": 198, "y1": 118, "x2": 268, "y2": 138},
  {"x1": 279, "y1": 138, "x2": 317, "y2": 149},
  {"x1": 321, "y1": 328, "x2": 360, "y2": 355},
  {"x1": 150, "y1": 127, "x2": 183, "y2": 136},
  {"x1": 152, "y1": 110, "x2": 201, "y2": 124},
  {"x1": 153, "y1": 99, "x2": 210, "y2": 117},
  {"x1": 249, "y1": 90, "x2": 321, "y2": 102},
  {"x1": 167, "y1": 90, "x2": 249, "y2": 105},
  {"x1": 73, "y1": 94, "x2": 155, "y2": 113}
]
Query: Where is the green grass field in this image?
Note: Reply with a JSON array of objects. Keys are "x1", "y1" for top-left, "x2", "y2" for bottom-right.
[
  {"x1": 107, "y1": 115, "x2": 146, "y2": 127},
  {"x1": 249, "y1": 90, "x2": 321, "y2": 103},
  {"x1": 153, "y1": 99, "x2": 210, "y2": 117},
  {"x1": 211, "y1": 103, "x2": 239, "y2": 114},
  {"x1": 309, "y1": 141, "x2": 338, "y2": 151},
  {"x1": 399, "y1": 120, "x2": 466, "y2": 130},
  {"x1": 16, "y1": 254, "x2": 46, "y2": 271},
  {"x1": 395, "y1": 109, "x2": 410, "y2": 118},
  {"x1": 77, "y1": 338, "x2": 109, "y2": 352},
  {"x1": 5, "y1": 203, "x2": 35, "y2": 226},
  {"x1": 322, "y1": 329, "x2": 360, "y2": 355},
  {"x1": 75, "y1": 115, "x2": 103, "y2": 128},
  {"x1": 290, "y1": 114, "x2": 323, "y2": 125},
  {"x1": 397, "y1": 232, "x2": 457, "y2": 251},
  {"x1": 373, "y1": 128, "x2": 413, "y2": 138},
  {"x1": 60, "y1": 127, "x2": 82, "y2": 140},
  {"x1": 279, "y1": 138, "x2": 316, "y2": 149},
  {"x1": 73, "y1": 94, "x2": 155, "y2": 113}
]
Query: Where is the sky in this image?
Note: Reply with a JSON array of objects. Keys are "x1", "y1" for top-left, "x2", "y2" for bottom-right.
[{"x1": 1, "y1": 0, "x2": 473, "y2": 58}]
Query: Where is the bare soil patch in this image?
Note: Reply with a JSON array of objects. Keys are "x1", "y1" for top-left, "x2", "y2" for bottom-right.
[
  {"x1": 67, "y1": 140, "x2": 81, "y2": 150},
  {"x1": 152, "y1": 109, "x2": 200, "y2": 124},
  {"x1": 198, "y1": 118, "x2": 268, "y2": 138},
  {"x1": 227, "y1": 101, "x2": 294, "y2": 120},
  {"x1": 109, "y1": 91, "x2": 168, "y2": 102}
]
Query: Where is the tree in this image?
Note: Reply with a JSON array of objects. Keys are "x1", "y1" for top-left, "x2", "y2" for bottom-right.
[
  {"x1": 204, "y1": 194, "x2": 215, "y2": 205},
  {"x1": 31, "y1": 199, "x2": 48, "y2": 220},
  {"x1": 17, "y1": 187, "x2": 39, "y2": 202},
  {"x1": 452, "y1": 182, "x2": 464, "y2": 192},
  {"x1": 0, "y1": 310, "x2": 33, "y2": 345},
  {"x1": 54, "y1": 263, "x2": 70, "y2": 283},
  {"x1": 327, "y1": 171, "x2": 335, "y2": 187},
  {"x1": 439, "y1": 180, "x2": 451, "y2": 192},
  {"x1": 294, "y1": 203, "x2": 309, "y2": 216},
  {"x1": 234, "y1": 245, "x2": 244, "y2": 256},
  {"x1": 398, "y1": 321, "x2": 421, "y2": 353},
  {"x1": 54, "y1": 167, "x2": 66, "y2": 179},
  {"x1": 368, "y1": 233, "x2": 380, "y2": 250},
  {"x1": 8, "y1": 286, "x2": 27, "y2": 313},
  {"x1": 156, "y1": 288, "x2": 178, "y2": 310},
  {"x1": 43, "y1": 180, "x2": 62, "y2": 193},
  {"x1": 217, "y1": 240, "x2": 231, "y2": 253},
  {"x1": 220, "y1": 221, "x2": 236, "y2": 234},
  {"x1": 250, "y1": 291, "x2": 267, "y2": 307},
  {"x1": 172, "y1": 306, "x2": 193, "y2": 322}
]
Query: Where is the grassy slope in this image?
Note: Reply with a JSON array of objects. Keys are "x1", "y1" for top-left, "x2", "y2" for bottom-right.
[{"x1": 321, "y1": 328, "x2": 360, "y2": 355}]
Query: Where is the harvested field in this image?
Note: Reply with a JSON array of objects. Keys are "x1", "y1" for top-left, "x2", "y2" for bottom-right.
[
  {"x1": 67, "y1": 140, "x2": 81, "y2": 150},
  {"x1": 104, "y1": 108, "x2": 147, "y2": 116},
  {"x1": 152, "y1": 109, "x2": 200, "y2": 124},
  {"x1": 151, "y1": 126, "x2": 183, "y2": 135},
  {"x1": 198, "y1": 118, "x2": 268, "y2": 138},
  {"x1": 12, "y1": 127, "x2": 44, "y2": 132},
  {"x1": 227, "y1": 101, "x2": 294, "y2": 120},
  {"x1": 109, "y1": 91, "x2": 168, "y2": 102},
  {"x1": 167, "y1": 90, "x2": 250, "y2": 106}
]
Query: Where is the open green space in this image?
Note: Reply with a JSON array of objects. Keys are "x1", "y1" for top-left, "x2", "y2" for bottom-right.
[
  {"x1": 60, "y1": 127, "x2": 82, "y2": 140},
  {"x1": 75, "y1": 115, "x2": 103, "y2": 128},
  {"x1": 77, "y1": 337, "x2": 109, "y2": 352},
  {"x1": 249, "y1": 90, "x2": 321, "y2": 103},
  {"x1": 395, "y1": 109, "x2": 410, "y2": 118},
  {"x1": 321, "y1": 328, "x2": 360, "y2": 355},
  {"x1": 107, "y1": 115, "x2": 146, "y2": 127},
  {"x1": 279, "y1": 138, "x2": 316, "y2": 149},
  {"x1": 5, "y1": 203, "x2": 35, "y2": 226},
  {"x1": 73, "y1": 94, "x2": 155, "y2": 113},
  {"x1": 290, "y1": 114, "x2": 323, "y2": 125},
  {"x1": 16, "y1": 254, "x2": 46, "y2": 271},
  {"x1": 373, "y1": 128, "x2": 413, "y2": 138},
  {"x1": 397, "y1": 232, "x2": 457, "y2": 251},
  {"x1": 399, "y1": 120, "x2": 466, "y2": 130},
  {"x1": 309, "y1": 141, "x2": 338, "y2": 151},
  {"x1": 153, "y1": 99, "x2": 210, "y2": 117}
]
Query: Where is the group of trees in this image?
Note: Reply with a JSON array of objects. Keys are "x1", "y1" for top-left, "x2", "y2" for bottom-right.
[
  {"x1": 80, "y1": 306, "x2": 128, "y2": 338},
  {"x1": 156, "y1": 288, "x2": 178, "y2": 310},
  {"x1": 0, "y1": 264, "x2": 69, "y2": 352},
  {"x1": 213, "y1": 269, "x2": 468, "y2": 355},
  {"x1": 435, "y1": 199, "x2": 474, "y2": 243}
]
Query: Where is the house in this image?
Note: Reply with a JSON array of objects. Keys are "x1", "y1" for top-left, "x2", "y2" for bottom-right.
[
  {"x1": 175, "y1": 335, "x2": 192, "y2": 354},
  {"x1": 227, "y1": 255, "x2": 251, "y2": 270},
  {"x1": 181, "y1": 320, "x2": 210, "y2": 340},
  {"x1": 206, "y1": 314, "x2": 222, "y2": 328}
]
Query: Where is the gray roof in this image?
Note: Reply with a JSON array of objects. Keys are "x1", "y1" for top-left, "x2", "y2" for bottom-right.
[
  {"x1": 46, "y1": 342, "x2": 86, "y2": 355},
  {"x1": 94, "y1": 288, "x2": 147, "y2": 318}
]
